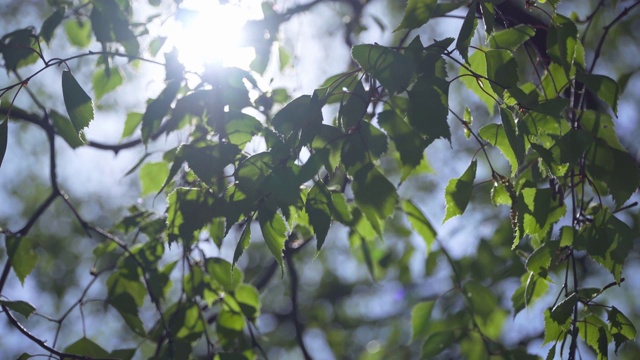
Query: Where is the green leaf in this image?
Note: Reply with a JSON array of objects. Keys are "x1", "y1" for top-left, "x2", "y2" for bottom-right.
[
  {"x1": 225, "y1": 112, "x2": 263, "y2": 149},
  {"x1": 141, "y1": 80, "x2": 181, "y2": 143},
  {"x1": 91, "y1": 0, "x2": 139, "y2": 56},
  {"x1": 1, "y1": 28, "x2": 40, "y2": 71},
  {"x1": 233, "y1": 223, "x2": 252, "y2": 267},
  {"x1": 64, "y1": 337, "x2": 110, "y2": 357},
  {"x1": 478, "y1": 124, "x2": 518, "y2": 175},
  {"x1": 272, "y1": 95, "x2": 323, "y2": 146},
  {"x1": 139, "y1": 162, "x2": 169, "y2": 196},
  {"x1": 64, "y1": 19, "x2": 92, "y2": 48},
  {"x1": 352, "y1": 163, "x2": 399, "y2": 234},
  {"x1": 62, "y1": 70, "x2": 94, "y2": 134},
  {"x1": 407, "y1": 74, "x2": 450, "y2": 142},
  {"x1": 122, "y1": 112, "x2": 142, "y2": 139},
  {"x1": 443, "y1": 160, "x2": 477, "y2": 222},
  {"x1": 40, "y1": 8, "x2": 65, "y2": 45},
  {"x1": 108, "y1": 292, "x2": 146, "y2": 337},
  {"x1": 206, "y1": 257, "x2": 243, "y2": 292},
  {"x1": 488, "y1": 25, "x2": 535, "y2": 51},
  {"x1": 422, "y1": 331, "x2": 456, "y2": 358},
  {"x1": 183, "y1": 143, "x2": 240, "y2": 186},
  {"x1": 485, "y1": 49, "x2": 519, "y2": 94},
  {"x1": 515, "y1": 188, "x2": 566, "y2": 246},
  {"x1": 411, "y1": 300, "x2": 435, "y2": 341},
  {"x1": 0, "y1": 119, "x2": 7, "y2": 169},
  {"x1": 5, "y1": 236, "x2": 38, "y2": 285},
  {"x1": 576, "y1": 207, "x2": 633, "y2": 282},
  {"x1": 234, "y1": 284, "x2": 261, "y2": 321},
  {"x1": 394, "y1": 0, "x2": 437, "y2": 31},
  {"x1": 578, "y1": 314, "x2": 610, "y2": 359},
  {"x1": 110, "y1": 348, "x2": 136, "y2": 360},
  {"x1": 456, "y1": 0, "x2": 478, "y2": 63},
  {"x1": 547, "y1": 14, "x2": 578, "y2": 77},
  {"x1": 460, "y1": 50, "x2": 498, "y2": 115},
  {"x1": 351, "y1": 44, "x2": 415, "y2": 94},
  {"x1": 92, "y1": 66, "x2": 123, "y2": 101},
  {"x1": 402, "y1": 200, "x2": 436, "y2": 251},
  {"x1": 576, "y1": 72, "x2": 619, "y2": 115},
  {"x1": 500, "y1": 108, "x2": 525, "y2": 168},
  {"x1": 0, "y1": 300, "x2": 36, "y2": 318},
  {"x1": 526, "y1": 242, "x2": 559, "y2": 279},
  {"x1": 608, "y1": 306, "x2": 637, "y2": 353},
  {"x1": 340, "y1": 80, "x2": 369, "y2": 130},
  {"x1": 50, "y1": 110, "x2": 84, "y2": 148},
  {"x1": 258, "y1": 209, "x2": 287, "y2": 271},
  {"x1": 378, "y1": 110, "x2": 427, "y2": 171},
  {"x1": 306, "y1": 182, "x2": 332, "y2": 251}
]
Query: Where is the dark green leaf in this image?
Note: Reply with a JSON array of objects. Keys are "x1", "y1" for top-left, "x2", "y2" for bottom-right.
[
  {"x1": 91, "y1": 0, "x2": 139, "y2": 56},
  {"x1": 443, "y1": 160, "x2": 476, "y2": 222},
  {"x1": 485, "y1": 49, "x2": 519, "y2": 94},
  {"x1": 456, "y1": 0, "x2": 478, "y2": 63},
  {"x1": 5, "y1": 236, "x2": 38, "y2": 285},
  {"x1": 225, "y1": 112, "x2": 263, "y2": 149},
  {"x1": 64, "y1": 337, "x2": 110, "y2": 357},
  {"x1": 1, "y1": 28, "x2": 39, "y2": 71},
  {"x1": 547, "y1": 14, "x2": 578, "y2": 76},
  {"x1": 50, "y1": 110, "x2": 84, "y2": 148},
  {"x1": 306, "y1": 182, "x2": 332, "y2": 251},
  {"x1": 110, "y1": 348, "x2": 136, "y2": 360},
  {"x1": 183, "y1": 143, "x2": 240, "y2": 186},
  {"x1": 233, "y1": 223, "x2": 251, "y2": 267},
  {"x1": 40, "y1": 8, "x2": 65, "y2": 45},
  {"x1": 351, "y1": 44, "x2": 415, "y2": 94},
  {"x1": 576, "y1": 72, "x2": 619, "y2": 115},
  {"x1": 340, "y1": 80, "x2": 369, "y2": 130},
  {"x1": 141, "y1": 80, "x2": 181, "y2": 143},
  {"x1": 62, "y1": 70, "x2": 94, "y2": 134},
  {"x1": 0, "y1": 119, "x2": 8, "y2": 169},
  {"x1": 108, "y1": 292, "x2": 146, "y2": 336},
  {"x1": 395, "y1": 0, "x2": 437, "y2": 31},
  {"x1": 515, "y1": 188, "x2": 566, "y2": 246},
  {"x1": 403, "y1": 200, "x2": 436, "y2": 251},
  {"x1": 500, "y1": 108, "x2": 525, "y2": 168},
  {"x1": 0, "y1": 300, "x2": 36, "y2": 318},
  {"x1": 352, "y1": 163, "x2": 398, "y2": 234},
  {"x1": 378, "y1": 110, "x2": 427, "y2": 170},
  {"x1": 422, "y1": 331, "x2": 456, "y2": 358},
  {"x1": 408, "y1": 74, "x2": 450, "y2": 142}
]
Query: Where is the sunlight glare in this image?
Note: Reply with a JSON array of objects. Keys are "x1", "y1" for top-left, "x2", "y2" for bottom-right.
[{"x1": 168, "y1": 0, "x2": 263, "y2": 71}]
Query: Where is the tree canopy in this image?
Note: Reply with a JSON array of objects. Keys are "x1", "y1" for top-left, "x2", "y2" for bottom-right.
[{"x1": 1, "y1": 0, "x2": 639, "y2": 359}]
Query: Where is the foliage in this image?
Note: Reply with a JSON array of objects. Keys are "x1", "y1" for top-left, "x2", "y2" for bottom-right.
[{"x1": 0, "y1": 0, "x2": 639, "y2": 359}]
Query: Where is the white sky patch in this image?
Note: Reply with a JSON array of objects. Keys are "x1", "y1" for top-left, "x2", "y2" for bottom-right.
[{"x1": 165, "y1": 0, "x2": 264, "y2": 72}]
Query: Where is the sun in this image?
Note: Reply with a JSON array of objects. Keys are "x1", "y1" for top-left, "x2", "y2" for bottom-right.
[{"x1": 167, "y1": 0, "x2": 263, "y2": 71}]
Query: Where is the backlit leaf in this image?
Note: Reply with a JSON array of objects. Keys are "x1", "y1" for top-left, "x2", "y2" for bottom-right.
[
  {"x1": 488, "y1": 25, "x2": 535, "y2": 51},
  {"x1": 547, "y1": 14, "x2": 578, "y2": 77},
  {"x1": 233, "y1": 223, "x2": 251, "y2": 267},
  {"x1": 5, "y1": 236, "x2": 38, "y2": 285},
  {"x1": 403, "y1": 200, "x2": 436, "y2": 251},
  {"x1": 306, "y1": 182, "x2": 332, "y2": 251},
  {"x1": 394, "y1": 0, "x2": 437, "y2": 31},
  {"x1": 443, "y1": 160, "x2": 476, "y2": 222},
  {"x1": 408, "y1": 74, "x2": 450, "y2": 142},
  {"x1": 412, "y1": 300, "x2": 435, "y2": 341},
  {"x1": 141, "y1": 80, "x2": 181, "y2": 143},
  {"x1": 64, "y1": 337, "x2": 110, "y2": 358},
  {"x1": 92, "y1": 66, "x2": 123, "y2": 101},
  {"x1": 139, "y1": 162, "x2": 169, "y2": 196},
  {"x1": 50, "y1": 110, "x2": 84, "y2": 148},
  {"x1": 64, "y1": 19, "x2": 92, "y2": 48},
  {"x1": 258, "y1": 209, "x2": 287, "y2": 271}
]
